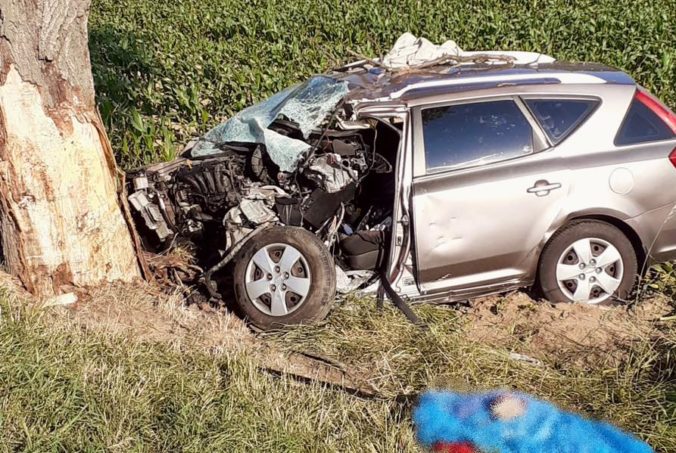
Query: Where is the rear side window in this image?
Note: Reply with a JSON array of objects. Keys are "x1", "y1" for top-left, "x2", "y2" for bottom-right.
[
  {"x1": 525, "y1": 99, "x2": 599, "y2": 144},
  {"x1": 421, "y1": 100, "x2": 533, "y2": 173},
  {"x1": 615, "y1": 95, "x2": 675, "y2": 146}
]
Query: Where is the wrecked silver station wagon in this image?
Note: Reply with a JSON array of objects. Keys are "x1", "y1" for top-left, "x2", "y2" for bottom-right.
[{"x1": 128, "y1": 36, "x2": 676, "y2": 329}]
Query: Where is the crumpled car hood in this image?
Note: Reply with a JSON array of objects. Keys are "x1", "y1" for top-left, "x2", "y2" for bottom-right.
[
  {"x1": 187, "y1": 33, "x2": 554, "y2": 174},
  {"x1": 191, "y1": 75, "x2": 349, "y2": 172}
]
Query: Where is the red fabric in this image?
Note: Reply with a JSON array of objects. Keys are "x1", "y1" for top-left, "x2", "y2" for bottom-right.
[{"x1": 432, "y1": 442, "x2": 477, "y2": 453}]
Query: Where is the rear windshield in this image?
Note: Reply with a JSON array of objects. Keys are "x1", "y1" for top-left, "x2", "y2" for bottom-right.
[
  {"x1": 615, "y1": 97, "x2": 675, "y2": 146},
  {"x1": 525, "y1": 99, "x2": 599, "y2": 144}
]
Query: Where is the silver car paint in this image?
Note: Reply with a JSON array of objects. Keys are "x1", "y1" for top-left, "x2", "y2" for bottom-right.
[{"x1": 357, "y1": 81, "x2": 676, "y2": 299}]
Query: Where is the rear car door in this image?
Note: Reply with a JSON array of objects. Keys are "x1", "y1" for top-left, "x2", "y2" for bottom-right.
[{"x1": 411, "y1": 96, "x2": 576, "y2": 294}]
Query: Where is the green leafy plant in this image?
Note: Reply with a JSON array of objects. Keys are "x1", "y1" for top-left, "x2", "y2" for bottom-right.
[{"x1": 89, "y1": 0, "x2": 676, "y2": 169}]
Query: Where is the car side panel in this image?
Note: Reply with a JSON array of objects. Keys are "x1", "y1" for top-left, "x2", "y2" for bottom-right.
[
  {"x1": 412, "y1": 150, "x2": 571, "y2": 292},
  {"x1": 534, "y1": 85, "x2": 676, "y2": 260},
  {"x1": 551, "y1": 139, "x2": 676, "y2": 260},
  {"x1": 407, "y1": 83, "x2": 676, "y2": 297},
  {"x1": 649, "y1": 203, "x2": 676, "y2": 262},
  {"x1": 626, "y1": 203, "x2": 676, "y2": 263},
  {"x1": 555, "y1": 145, "x2": 676, "y2": 212}
]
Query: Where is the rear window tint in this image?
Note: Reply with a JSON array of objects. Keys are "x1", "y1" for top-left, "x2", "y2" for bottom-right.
[
  {"x1": 525, "y1": 99, "x2": 599, "y2": 144},
  {"x1": 615, "y1": 98, "x2": 674, "y2": 146},
  {"x1": 421, "y1": 100, "x2": 533, "y2": 173}
]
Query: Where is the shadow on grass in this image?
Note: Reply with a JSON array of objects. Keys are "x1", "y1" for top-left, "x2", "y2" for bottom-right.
[{"x1": 89, "y1": 26, "x2": 156, "y2": 123}]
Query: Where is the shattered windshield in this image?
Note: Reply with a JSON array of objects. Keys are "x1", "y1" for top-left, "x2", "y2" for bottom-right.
[{"x1": 191, "y1": 76, "x2": 349, "y2": 172}]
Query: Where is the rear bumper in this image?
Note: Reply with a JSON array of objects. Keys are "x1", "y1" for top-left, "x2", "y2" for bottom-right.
[
  {"x1": 650, "y1": 203, "x2": 676, "y2": 262},
  {"x1": 629, "y1": 203, "x2": 676, "y2": 264}
]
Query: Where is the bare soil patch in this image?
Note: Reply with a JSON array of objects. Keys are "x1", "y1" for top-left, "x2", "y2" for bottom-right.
[
  {"x1": 60, "y1": 280, "x2": 377, "y2": 394},
  {"x1": 462, "y1": 291, "x2": 673, "y2": 366},
  {"x1": 69, "y1": 281, "x2": 252, "y2": 352},
  {"x1": 4, "y1": 267, "x2": 670, "y2": 395}
]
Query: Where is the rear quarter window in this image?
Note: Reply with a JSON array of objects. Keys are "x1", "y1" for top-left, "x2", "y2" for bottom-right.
[
  {"x1": 421, "y1": 100, "x2": 534, "y2": 174},
  {"x1": 615, "y1": 96, "x2": 675, "y2": 146},
  {"x1": 525, "y1": 99, "x2": 599, "y2": 144}
]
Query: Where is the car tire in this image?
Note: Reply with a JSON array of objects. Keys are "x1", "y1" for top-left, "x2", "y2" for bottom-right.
[
  {"x1": 538, "y1": 220, "x2": 638, "y2": 306},
  {"x1": 232, "y1": 226, "x2": 336, "y2": 330}
]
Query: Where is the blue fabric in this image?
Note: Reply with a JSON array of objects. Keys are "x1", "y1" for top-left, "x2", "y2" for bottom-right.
[{"x1": 414, "y1": 391, "x2": 653, "y2": 453}]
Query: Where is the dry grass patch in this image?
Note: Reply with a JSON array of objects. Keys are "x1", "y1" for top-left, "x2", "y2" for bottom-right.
[
  {"x1": 0, "y1": 274, "x2": 673, "y2": 451},
  {"x1": 266, "y1": 294, "x2": 676, "y2": 450}
]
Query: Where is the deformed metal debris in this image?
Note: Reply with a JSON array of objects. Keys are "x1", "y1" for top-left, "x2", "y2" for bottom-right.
[
  {"x1": 508, "y1": 352, "x2": 544, "y2": 367},
  {"x1": 191, "y1": 76, "x2": 349, "y2": 172},
  {"x1": 44, "y1": 292, "x2": 78, "y2": 307}
]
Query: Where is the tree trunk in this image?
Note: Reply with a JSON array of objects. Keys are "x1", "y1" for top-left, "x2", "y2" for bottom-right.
[{"x1": 0, "y1": 0, "x2": 141, "y2": 297}]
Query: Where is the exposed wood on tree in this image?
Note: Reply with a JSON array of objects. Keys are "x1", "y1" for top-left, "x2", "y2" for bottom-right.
[{"x1": 0, "y1": 0, "x2": 141, "y2": 296}]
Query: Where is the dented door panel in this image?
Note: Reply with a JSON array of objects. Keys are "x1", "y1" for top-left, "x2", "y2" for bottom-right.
[
  {"x1": 408, "y1": 97, "x2": 573, "y2": 293},
  {"x1": 411, "y1": 153, "x2": 570, "y2": 293}
]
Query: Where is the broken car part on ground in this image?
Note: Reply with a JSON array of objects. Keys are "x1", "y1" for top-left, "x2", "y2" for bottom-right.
[{"x1": 128, "y1": 33, "x2": 676, "y2": 330}]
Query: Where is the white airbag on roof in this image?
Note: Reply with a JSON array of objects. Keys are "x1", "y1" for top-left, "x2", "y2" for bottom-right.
[
  {"x1": 382, "y1": 33, "x2": 463, "y2": 68},
  {"x1": 381, "y1": 33, "x2": 555, "y2": 69}
]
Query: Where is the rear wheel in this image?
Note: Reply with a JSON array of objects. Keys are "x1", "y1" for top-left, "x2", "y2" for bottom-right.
[
  {"x1": 538, "y1": 221, "x2": 637, "y2": 306},
  {"x1": 233, "y1": 226, "x2": 336, "y2": 330}
]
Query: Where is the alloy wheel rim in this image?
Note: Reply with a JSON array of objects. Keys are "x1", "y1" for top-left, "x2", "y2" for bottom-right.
[
  {"x1": 245, "y1": 243, "x2": 312, "y2": 316},
  {"x1": 555, "y1": 237, "x2": 624, "y2": 304}
]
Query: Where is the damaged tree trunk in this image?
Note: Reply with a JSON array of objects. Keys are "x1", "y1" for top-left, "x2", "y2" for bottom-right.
[{"x1": 0, "y1": 0, "x2": 141, "y2": 297}]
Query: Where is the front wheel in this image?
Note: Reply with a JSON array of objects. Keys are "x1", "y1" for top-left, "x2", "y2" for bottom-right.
[
  {"x1": 233, "y1": 226, "x2": 336, "y2": 330},
  {"x1": 538, "y1": 220, "x2": 638, "y2": 306}
]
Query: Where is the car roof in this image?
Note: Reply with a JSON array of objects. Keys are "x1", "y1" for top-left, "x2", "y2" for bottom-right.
[{"x1": 335, "y1": 61, "x2": 635, "y2": 104}]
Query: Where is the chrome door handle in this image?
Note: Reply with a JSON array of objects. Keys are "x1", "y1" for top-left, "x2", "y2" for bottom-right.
[{"x1": 527, "y1": 180, "x2": 562, "y2": 197}]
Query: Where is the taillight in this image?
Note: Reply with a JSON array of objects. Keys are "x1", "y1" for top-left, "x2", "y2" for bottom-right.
[
  {"x1": 636, "y1": 88, "x2": 676, "y2": 134},
  {"x1": 670, "y1": 147, "x2": 676, "y2": 169}
]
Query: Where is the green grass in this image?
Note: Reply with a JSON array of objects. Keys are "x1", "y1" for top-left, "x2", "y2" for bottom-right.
[
  {"x1": 0, "y1": 292, "x2": 673, "y2": 451},
  {"x1": 0, "y1": 297, "x2": 414, "y2": 452},
  {"x1": 89, "y1": 0, "x2": 676, "y2": 169}
]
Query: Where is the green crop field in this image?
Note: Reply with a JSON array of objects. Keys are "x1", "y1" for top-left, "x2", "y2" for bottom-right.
[
  {"x1": 88, "y1": 0, "x2": 676, "y2": 169},
  {"x1": 1, "y1": 1, "x2": 674, "y2": 452}
]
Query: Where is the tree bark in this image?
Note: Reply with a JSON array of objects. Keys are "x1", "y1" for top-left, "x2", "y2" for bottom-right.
[{"x1": 0, "y1": 0, "x2": 141, "y2": 297}]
